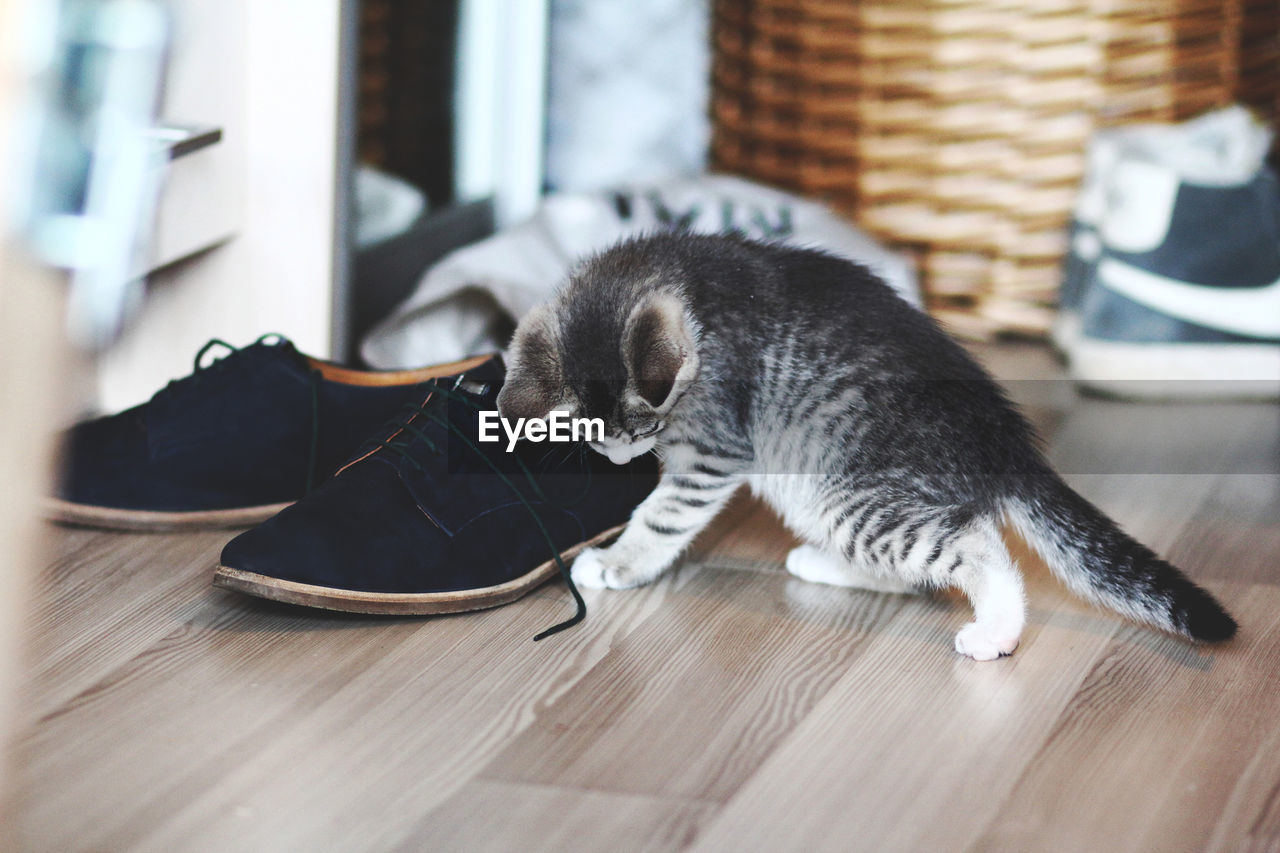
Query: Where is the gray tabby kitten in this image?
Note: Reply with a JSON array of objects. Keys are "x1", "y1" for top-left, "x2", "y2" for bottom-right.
[{"x1": 497, "y1": 233, "x2": 1236, "y2": 660}]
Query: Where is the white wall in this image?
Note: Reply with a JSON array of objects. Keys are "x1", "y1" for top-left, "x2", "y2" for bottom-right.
[{"x1": 96, "y1": 0, "x2": 344, "y2": 413}]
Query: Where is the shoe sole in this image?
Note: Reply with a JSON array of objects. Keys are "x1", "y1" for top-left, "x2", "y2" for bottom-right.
[
  {"x1": 44, "y1": 498, "x2": 294, "y2": 533},
  {"x1": 210, "y1": 524, "x2": 625, "y2": 615},
  {"x1": 1072, "y1": 338, "x2": 1280, "y2": 400}
]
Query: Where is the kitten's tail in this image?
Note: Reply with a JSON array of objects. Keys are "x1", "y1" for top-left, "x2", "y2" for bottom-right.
[{"x1": 1003, "y1": 470, "x2": 1236, "y2": 642}]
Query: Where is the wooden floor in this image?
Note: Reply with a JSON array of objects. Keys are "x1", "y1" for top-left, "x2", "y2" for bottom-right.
[{"x1": 6, "y1": 343, "x2": 1280, "y2": 852}]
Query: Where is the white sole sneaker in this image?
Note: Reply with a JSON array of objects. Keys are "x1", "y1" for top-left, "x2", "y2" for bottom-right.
[{"x1": 1071, "y1": 337, "x2": 1280, "y2": 400}]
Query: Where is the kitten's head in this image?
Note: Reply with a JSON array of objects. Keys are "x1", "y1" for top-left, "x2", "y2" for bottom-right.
[{"x1": 498, "y1": 287, "x2": 700, "y2": 465}]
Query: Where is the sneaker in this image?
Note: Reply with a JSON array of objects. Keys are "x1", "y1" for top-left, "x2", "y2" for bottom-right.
[
  {"x1": 1054, "y1": 131, "x2": 1124, "y2": 354},
  {"x1": 1053, "y1": 107, "x2": 1268, "y2": 356},
  {"x1": 1072, "y1": 150, "x2": 1280, "y2": 399},
  {"x1": 213, "y1": 356, "x2": 659, "y2": 638},
  {"x1": 49, "y1": 335, "x2": 496, "y2": 531}
]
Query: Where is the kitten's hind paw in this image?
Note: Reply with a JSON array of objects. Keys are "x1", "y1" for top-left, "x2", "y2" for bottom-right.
[
  {"x1": 954, "y1": 621, "x2": 1021, "y2": 661},
  {"x1": 785, "y1": 545, "x2": 914, "y2": 593},
  {"x1": 785, "y1": 545, "x2": 848, "y2": 585}
]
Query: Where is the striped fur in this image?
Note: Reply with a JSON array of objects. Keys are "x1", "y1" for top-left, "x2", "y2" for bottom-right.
[{"x1": 498, "y1": 233, "x2": 1236, "y2": 659}]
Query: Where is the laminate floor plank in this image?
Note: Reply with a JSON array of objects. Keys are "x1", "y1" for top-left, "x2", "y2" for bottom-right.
[
  {"x1": 973, "y1": 583, "x2": 1280, "y2": 853},
  {"x1": 7, "y1": 342, "x2": 1277, "y2": 852},
  {"x1": 1228, "y1": 721, "x2": 1280, "y2": 852},
  {"x1": 685, "y1": 491, "x2": 797, "y2": 571},
  {"x1": 20, "y1": 527, "x2": 231, "y2": 719},
  {"x1": 1150, "y1": 651, "x2": 1280, "y2": 853},
  {"x1": 11, "y1": 575, "x2": 675, "y2": 853},
  {"x1": 393, "y1": 780, "x2": 715, "y2": 853},
  {"x1": 683, "y1": 567, "x2": 1122, "y2": 853},
  {"x1": 1169, "y1": 475, "x2": 1280, "y2": 585},
  {"x1": 11, "y1": 592, "x2": 427, "y2": 851},
  {"x1": 475, "y1": 562, "x2": 910, "y2": 803}
]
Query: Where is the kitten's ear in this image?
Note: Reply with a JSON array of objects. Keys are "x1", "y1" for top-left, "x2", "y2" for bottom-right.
[
  {"x1": 622, "y1": 292, "x2": 700, "y2": 412},
  {"x1": 498, "y1": 303, "x2": 564, "y2": 422}
]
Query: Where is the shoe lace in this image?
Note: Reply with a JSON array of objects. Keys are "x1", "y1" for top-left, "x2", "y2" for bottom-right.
[
  {"x1": 359, "y1": 377, "x2": 593, "y2": 642},
  {"x1": 156, "y1": 333, "x2": 325, "y2": 494}
]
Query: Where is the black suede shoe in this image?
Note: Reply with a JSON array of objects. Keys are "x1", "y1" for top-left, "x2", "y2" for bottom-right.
[
  {"x1": 49, "y1": 335, "x2": 496, "y2": 531},
  {"x1": 213, "y1": 356, "x2": 659, "y2": 638}
]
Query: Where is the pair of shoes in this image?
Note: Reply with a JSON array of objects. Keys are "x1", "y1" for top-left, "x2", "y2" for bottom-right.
[
  {"x1": 1055, "y1": 106, "x2": 1280, "y2": 399},
  {"x1": 52, "y1": 339, "x2": 659, "y2": 636}
]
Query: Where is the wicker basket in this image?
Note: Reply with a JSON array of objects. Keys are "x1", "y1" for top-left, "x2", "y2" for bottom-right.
[
  {"x1": 357, "y1": 0, "x2": 458, "y2": 205},
  {"x1": 711, "y1": 0, "x2": 1280, "y2": 338}
]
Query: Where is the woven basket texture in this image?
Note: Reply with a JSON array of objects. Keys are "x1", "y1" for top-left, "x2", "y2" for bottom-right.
[
  {"x1": 357, "y1": 0, "x2": 457, "y2": 205},
  {"x1": 712, "y1": 0, "x2": 1280, "y2": 337}
]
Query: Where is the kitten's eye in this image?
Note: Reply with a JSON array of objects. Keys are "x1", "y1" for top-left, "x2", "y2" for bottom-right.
[{"x1": 633, "y1": 421, "x2": 661, "y2": 438}]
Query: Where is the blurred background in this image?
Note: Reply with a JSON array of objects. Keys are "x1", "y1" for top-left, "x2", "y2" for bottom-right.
[
  {"x1": 1, "y1": 0, "x2": 1278, "y2": 800},
  {"x1": 6, "y1": 0, "x2": 1279, "y2": 410}
]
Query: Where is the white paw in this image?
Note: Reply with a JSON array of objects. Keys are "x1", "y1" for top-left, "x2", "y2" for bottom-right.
[
  {"x1": 785, "y1": 545, "x2": 914, "y2": 593},
  {"x1": 954, "y1": 621, "x2": 1021, "y2": 661},
  {"x1": 570, "y1": 547, "x2": 610, "y2": 588},
  {"x1": 785, "y1": 545, "x2": 847, "y2": 585},
  {"x1": 570, "y1": 547, "x2": 651, "y2": 590}
]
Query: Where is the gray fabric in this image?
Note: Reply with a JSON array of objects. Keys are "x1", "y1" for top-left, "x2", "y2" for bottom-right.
[{"x1": 361, "y1": 175, "x2": 921, "y2": 369}]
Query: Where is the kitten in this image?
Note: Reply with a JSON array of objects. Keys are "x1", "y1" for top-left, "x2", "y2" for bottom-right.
[{"x1": 496, "y1": 232, "x2": 1237, "y2": 660}]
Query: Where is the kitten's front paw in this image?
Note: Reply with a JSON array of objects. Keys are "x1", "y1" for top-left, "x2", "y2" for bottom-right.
[
  {"x1": 954, "y1": 621, "x2": 1021, "y2": 661},
  {"x1": 570, "y1": 546, "x2": 652, "y2": 590},
  {"x1": 570, "y1": 548, "x2": 611, "y2": 589}
]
